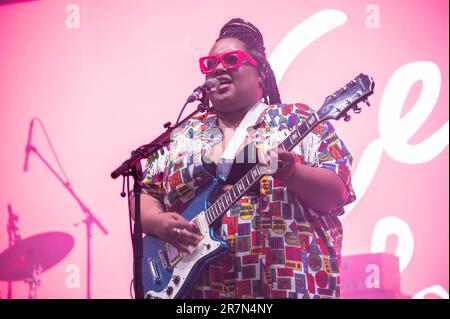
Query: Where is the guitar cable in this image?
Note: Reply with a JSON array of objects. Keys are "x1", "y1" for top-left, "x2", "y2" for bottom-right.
[{"x1": 126, "y1": 174, "x2": 136, "y2": 299}]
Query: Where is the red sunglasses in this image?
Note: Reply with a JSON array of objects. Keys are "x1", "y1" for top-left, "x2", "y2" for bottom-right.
[{"x1": 199, "y1": 50, "x2": 258, "y2": 74}]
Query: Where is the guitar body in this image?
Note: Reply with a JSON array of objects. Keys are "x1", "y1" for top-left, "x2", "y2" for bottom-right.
[{"x1": 142, "y1": 179, "x2": 229, "y2": 299}]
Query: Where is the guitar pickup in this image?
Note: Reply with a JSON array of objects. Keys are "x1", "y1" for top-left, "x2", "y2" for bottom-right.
[
  {"x1": 159, "y1": 249, "x2": 171, "y2": 271},
  {"x1": 165, "y1": 243, "x2": 183, "y2": 267},
  {"x1": 190, "y1": 217, "x2": 201, "y2": 235},
  {"x1": 191, "y1": 215, "x2": 207, "y2": 237}
]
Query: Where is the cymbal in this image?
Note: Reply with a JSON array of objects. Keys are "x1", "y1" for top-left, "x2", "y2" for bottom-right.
[{"x1": 0, "y1": 231, "x2": 74, "y2": 281}]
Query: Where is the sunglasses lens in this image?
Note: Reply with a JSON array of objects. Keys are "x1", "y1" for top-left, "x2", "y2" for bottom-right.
[
  {"x1": 203, "y1": 57, "x2": 218, "y2": 72},
  {"x1": 223, "y1": 53, "x2": 239, "y2": 67}
]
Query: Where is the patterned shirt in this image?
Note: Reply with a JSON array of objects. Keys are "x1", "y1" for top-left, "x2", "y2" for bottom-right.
[{"x1": 141, "y1": 103, "x2": 355, "y2": 299}]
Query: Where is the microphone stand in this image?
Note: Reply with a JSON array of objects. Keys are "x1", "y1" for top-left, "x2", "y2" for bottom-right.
[
  {"x1": 24, "y1": 119, "x2": 108, "y2": 299},
  {"x1": 111, "y1": 92, "x2": 212, "y2": 299}
]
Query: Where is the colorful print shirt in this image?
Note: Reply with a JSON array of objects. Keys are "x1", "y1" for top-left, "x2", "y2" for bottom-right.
[{"x1": 141, "y1": 103, "x2": 355, "y2": 299}]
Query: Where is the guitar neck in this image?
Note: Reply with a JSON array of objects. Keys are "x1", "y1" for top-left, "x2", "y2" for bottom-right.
[{"x1": 204, "y1": 112, "x2": 322, "y2": 226}]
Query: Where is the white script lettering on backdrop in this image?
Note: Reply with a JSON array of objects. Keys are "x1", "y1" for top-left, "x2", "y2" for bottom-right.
[{"x1": 268, "y1": 9, "x2": 449, "y2": 298}]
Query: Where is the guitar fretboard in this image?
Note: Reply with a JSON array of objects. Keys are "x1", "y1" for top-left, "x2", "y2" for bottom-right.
[{"x1": 204, "y1": 112, "x2": 320, "y2": 226}]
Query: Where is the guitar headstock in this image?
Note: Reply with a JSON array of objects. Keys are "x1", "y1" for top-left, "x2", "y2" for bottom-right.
[{"x1": 316, "y1": 73, "x2": 375, "y2": 122}]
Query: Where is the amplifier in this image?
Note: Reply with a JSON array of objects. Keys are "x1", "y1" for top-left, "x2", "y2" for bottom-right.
[{"x1": 340, "y1": 253, "x2": 404, "y2": 298}]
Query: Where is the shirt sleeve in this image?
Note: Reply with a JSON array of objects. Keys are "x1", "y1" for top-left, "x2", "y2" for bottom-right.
[
  {"x1": 282, "y1": 103, "x2": 356, "y2": 216},
  {"x1": 139, "y1": 116, "x2": 204, "y2": 208},
  {"x1": 140, "y1": 145, "x2": 170, "y2": 207},
  {"x1": 299, "y1": 119, "x2": 356, "y2": 215}
]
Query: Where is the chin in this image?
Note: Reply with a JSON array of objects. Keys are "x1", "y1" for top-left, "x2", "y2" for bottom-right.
[{"x1": 210, "y1": 91, "x2": 235, "y2": 110}]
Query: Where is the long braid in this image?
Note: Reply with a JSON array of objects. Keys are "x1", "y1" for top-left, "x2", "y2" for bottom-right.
[
  {"x1": 217, "y1": 18, "x2": 282, "y2": 105},
  {"x1": 256, "y1": 56, "x2": 281, "y2": 105}
]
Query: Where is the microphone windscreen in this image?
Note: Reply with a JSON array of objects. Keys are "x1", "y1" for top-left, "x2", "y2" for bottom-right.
[{"x1": 204, "y1": 78, "x2": 220, "y2": 91}]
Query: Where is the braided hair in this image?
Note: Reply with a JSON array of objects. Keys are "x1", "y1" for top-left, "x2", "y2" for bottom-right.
[{"x1": 217, "y1": 18, "x2": 281, "y2": 105}]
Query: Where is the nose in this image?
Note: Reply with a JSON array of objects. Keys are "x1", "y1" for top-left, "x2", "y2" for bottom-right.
[{"x1": 212, "y1": 60, "x2": 227, "y2": 76}]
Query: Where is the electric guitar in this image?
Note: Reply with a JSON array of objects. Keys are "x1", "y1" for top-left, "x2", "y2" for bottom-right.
[{"x1": 142, "y1": 73, "x2": 375, "y2": 299}]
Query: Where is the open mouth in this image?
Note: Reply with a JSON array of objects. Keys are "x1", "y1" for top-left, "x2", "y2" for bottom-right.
[
  {"x1": 216, "y1": 77, "x2": 233, "y2": 86},
  {"x1": 215, "y1": 77, "x2": 233, "y2": 93}
]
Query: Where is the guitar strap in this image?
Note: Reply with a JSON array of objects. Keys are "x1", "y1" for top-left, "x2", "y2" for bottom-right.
[{"x1": 216, "y1": 100, "x2": 268, "y2": 182}]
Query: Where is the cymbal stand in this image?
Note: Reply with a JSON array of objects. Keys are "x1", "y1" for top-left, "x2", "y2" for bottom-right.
[
  {"x1": 24, "y1": 265, "x2": 41, "y2": 299},
  {"x1": 6, "y1": 204, "x2": 21, "y2": 299}
]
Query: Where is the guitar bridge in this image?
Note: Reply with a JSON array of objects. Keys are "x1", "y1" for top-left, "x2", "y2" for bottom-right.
[{"x1": 147, "y1": 257, "x2": 161, "y2": 284}]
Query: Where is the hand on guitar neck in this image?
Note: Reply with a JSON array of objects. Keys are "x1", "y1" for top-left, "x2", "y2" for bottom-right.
[
  {"x1": 257, "y1": 142, "x2": 349, "y2": 213},
  {"x1": 257, "y1": 142, "x2": 297, "y2": 182}
]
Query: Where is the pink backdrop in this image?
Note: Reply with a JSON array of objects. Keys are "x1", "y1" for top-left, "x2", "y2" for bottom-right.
[{"x1": 0, "y1": 0, "x2": 448, "y2": 299}]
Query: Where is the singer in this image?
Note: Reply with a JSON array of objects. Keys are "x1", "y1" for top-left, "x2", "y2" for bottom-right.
[{"x1": 131, "y1": 18, "x2": 355, "y2": 299}]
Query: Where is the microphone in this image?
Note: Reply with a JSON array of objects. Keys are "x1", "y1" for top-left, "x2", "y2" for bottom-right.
[
  {"x1": 187, "y1": 78, "x2": 220, "y2": 103},
  {"x1": 23, "y1": 119, "x2": 34, "y2": 172}
]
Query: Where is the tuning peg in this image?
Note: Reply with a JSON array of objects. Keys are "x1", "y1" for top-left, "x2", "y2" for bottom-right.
[
  {"x1": 363, "y1": 99, "x2": 371, "y2": 107},
  {"x1": 354, "y1": 106, "x2": 362, "y2": 114},
  {"x1": 344, "y1": 114, "x2": 351, "y2": 122},
  {"x1": 163, "y1": 121, "x2": 172, "y2": 129}
]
